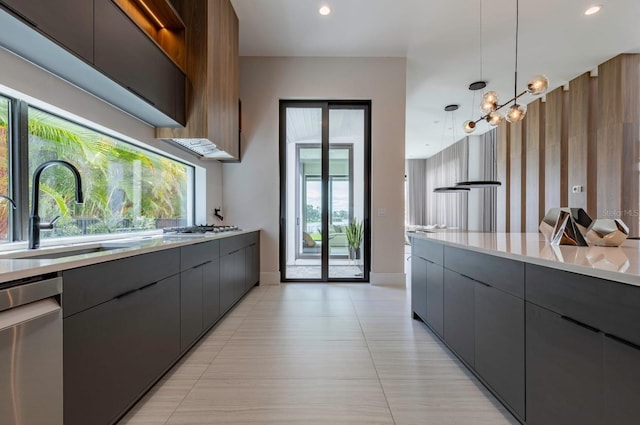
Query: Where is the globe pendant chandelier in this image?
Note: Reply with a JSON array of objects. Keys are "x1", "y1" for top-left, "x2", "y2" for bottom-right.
[{"x1": 462, "y1": 0, "x2": 549, "y2": 134}]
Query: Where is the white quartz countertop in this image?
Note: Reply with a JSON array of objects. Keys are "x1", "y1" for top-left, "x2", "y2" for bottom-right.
[
  {"x1": 0, "y1": 229, "x2": 259, "y2": 285},
  {"x1": 408, "y1": 231, "x2": 640, "y2": 287}
]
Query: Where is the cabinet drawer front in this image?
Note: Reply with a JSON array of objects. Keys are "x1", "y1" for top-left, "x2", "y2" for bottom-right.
[
  {"x1": 181, "y1": 240, "x2": 219, "y2": 271},
  {"x1": 445, "y1": 246, "x2": 524, "y2": 298},
  {"x1": 600, "y1": 282, "x2": 640, "y2": 347},
  {"x1": 220, "y1": 234, "x2": 246, "y2": 256},
  {"x1": 63, "y1": 248, "x2": 179, "y2": 317},
  {"x1": 525, "y1": 263, "x2": 604, "y2": 330},
  {"x1": 244, "y1": 231, "x2": 259, "y2": 246},
  {"x1": 412, "y1": 238, "x2": 443, "y2": 265}
]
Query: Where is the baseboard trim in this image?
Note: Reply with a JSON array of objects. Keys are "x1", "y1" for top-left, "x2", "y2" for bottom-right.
[
  {"x1": 370, "y1": 272, "x2": 406, "y2": 286},
  {"x1": 260, "y1": 272, "x2": 281, "y2": 285}
]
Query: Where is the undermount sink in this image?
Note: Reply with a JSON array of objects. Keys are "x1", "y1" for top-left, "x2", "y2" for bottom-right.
[{"x1": 0, "y1": 244, "x2": 135, "y2": 260}]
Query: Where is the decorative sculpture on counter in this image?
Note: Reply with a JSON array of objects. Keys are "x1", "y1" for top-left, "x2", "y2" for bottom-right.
[
  {"x1": 585, "y1": 219, "x2": 629, "y2": 247},
  {"x1": 539, "y1": 208, "x2": 592, "y2": 246}
]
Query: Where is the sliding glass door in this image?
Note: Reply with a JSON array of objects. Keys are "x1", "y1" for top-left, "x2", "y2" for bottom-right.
[{"x1": 280, "y1": 101, "x2": 370, "y2": 282}]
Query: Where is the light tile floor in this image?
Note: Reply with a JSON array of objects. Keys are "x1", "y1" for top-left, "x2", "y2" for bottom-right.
[{"x1": 118, "y1": 283, "x2": 519, "y2": 425}]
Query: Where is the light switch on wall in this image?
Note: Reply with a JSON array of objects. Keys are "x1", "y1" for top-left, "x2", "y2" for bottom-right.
[{"x1": 572, "y1": 185, "x2": 583, "y2": 193}]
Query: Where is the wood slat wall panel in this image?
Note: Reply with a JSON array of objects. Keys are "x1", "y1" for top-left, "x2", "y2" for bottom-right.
[
  {"x1": 525, "y1": 99, "x2": 545, "y2": 232},
  {"x1": 497, "y1": 122, "x2": 510, "y2": 232},
  {"x1": 568, "y1": 73, "x2": 591, "y2": 210},
  {"x1": 620, "y1": 56, "x2": 640, "y2": 236},
  {"x1": 510, "y1": 120, "x2": 525, "y2": 232},
  {"x1": 544, "y1": 88, "x2": 565, "y2": 210},
  {"x1": 597, "y1": 55, "x2": 640, "y2": 236},
  {"x1": 587, "y1": 76, "x2": 598, "y2": 217}
]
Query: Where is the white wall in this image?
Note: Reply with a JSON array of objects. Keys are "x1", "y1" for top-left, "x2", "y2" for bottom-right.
[
  {"x1": 224, "y1": 57, "x2": 407, "y2": 284},
  {"x1": 0, "y1": 47, "x2": 222, "y2": 222}
]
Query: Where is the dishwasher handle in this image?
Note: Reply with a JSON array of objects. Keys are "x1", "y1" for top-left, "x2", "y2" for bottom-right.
[
  {"x1": 0, "y1": 298, "x2": 60, "y2": 331},
  {"x1": 0, "y1": 277, "x2": 62, "y2": 313}
]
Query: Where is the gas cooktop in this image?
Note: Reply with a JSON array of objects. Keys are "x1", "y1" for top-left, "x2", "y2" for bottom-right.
[{"x1": 163, "y1": 224, "x2": 240, "y2": 234}]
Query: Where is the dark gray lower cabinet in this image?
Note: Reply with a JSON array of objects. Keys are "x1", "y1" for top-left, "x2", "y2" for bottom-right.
[
  {"x1": 64, "y1": 275, "x2": 180, "y2": 425},
  {"x1": 180, "y1": 266, "x2": 204, "y2": 352},
  {"x1": 443, "y1": 270, "x2": 475, "y2": 366},
  {"x1": 245, "y1": 240, "x2": 258, "y2": 291},
  {"x1": 526, "y1": 302, "x2": 603, "y2": 425},
  {"x1": 220, "y1": 248, "x2": 245, "y2": 313},
  {"x1": 203, "y1": 258, "x2": 221, "y2": 328},
  {"x1": 604, "y1": 335, "x2": 640, "y2": 424},
  {"x1": 411, "y1": 255, "x2": 428, "y2": 321},
  {"x1": 475, "y1": 283, "x2": 525, "y2": 419},
  {"x1": 425, "y1": 262, "x2": 444, "y2": 337}
]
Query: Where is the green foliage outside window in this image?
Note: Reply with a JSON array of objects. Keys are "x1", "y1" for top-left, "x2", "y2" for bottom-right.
[
  {"x1": 27, "y1": 107, "x2": 191, "y2": 238},
  {"x1": 0, "y1": 99, "x2": 9, "y2": 241}
]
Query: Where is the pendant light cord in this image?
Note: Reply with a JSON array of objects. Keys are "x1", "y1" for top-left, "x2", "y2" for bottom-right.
[
  {"x1": 514, "y1": 0, "x2": 519, "y2": 102},
  {"x1": 479, "y1": 0, "x2": 483, "y2": 82}
]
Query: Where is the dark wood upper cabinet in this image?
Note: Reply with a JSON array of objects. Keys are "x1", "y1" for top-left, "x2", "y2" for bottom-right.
[
  {"x1": 0, "y1": 0, "x2": 94, "y2": 63},
  {"x1": 94, "y1": 0, "x2": 183, "y2": 121}
]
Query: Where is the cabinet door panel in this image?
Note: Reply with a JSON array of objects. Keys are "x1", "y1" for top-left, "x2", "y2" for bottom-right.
[
  {"x1": 413, "y1": 238, "x2": 443, "y2": 265},
  {"x1": 604, "y1": 336, "x2": 640, "y2": 423},
  {"x1": 425, "y1": 262, "x2": 444, "y2": 336},
  {"x1": 526, "y1": 302, "x2": 603, "y2": 425},
  {"x1": 411, "y1": 255, "x2": 428, "y2": 321},
  {"x1": 94, "y1": 0, "x2": 176, "y2": 117},
  {"x1": 443, "y1": 270, "x2": 475, "y2": 366},
  {"x1": 181, "y1": 267, "x2": 204, "y2": 351},
  {"x1": 475, "y1": 283, "x2": 525, "y2": 418},
  {"x1": 220, "y1": 250, "x2": 244, "y2": 313},
  {"x1": 203, "y1": 259, "x2": 220, "y2": 327},
  {"x1": 0, "y1": 0, "x2": 93, "y2": 62},
  {"x1": 64, "y1": 275, "x2": 180, "y2": 425},
  {"x1": 245, "y1": 242, "x2": 257, "y2": 291}
]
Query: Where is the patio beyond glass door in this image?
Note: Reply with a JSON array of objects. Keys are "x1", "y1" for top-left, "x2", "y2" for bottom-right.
[{"x1": 280, "y1": 101, "x2": 370, "y2": 282}]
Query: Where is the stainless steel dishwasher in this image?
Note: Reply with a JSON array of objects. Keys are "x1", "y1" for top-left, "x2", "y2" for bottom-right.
[{"x1": 0, "y1": 276, "x2": 63, "y2": 425}]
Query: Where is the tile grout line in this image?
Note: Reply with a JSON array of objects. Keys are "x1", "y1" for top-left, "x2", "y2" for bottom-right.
[
  {"x1": 348, "y1": 289, "x2": 398, "y2": 425},
  {"x1": 162, "y1": 286, "x2": 268, "y2": 425}
]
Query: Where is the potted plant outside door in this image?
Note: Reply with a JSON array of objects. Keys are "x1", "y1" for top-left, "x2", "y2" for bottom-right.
[{"x1": 346, "y1": 219, "x2": 363, "y2": 260}]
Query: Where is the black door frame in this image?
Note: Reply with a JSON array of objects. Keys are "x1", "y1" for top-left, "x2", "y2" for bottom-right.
[{"x1": 279, "y1": 100, "x2": 371, "y2": 282}]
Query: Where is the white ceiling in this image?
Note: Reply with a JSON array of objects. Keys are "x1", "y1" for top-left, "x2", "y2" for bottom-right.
[{"x1": 230, "y1": 0, "x2": 640, "y2": 158}]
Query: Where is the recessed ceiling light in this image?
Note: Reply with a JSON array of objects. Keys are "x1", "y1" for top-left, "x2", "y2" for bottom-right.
[
  {"x1": 584, "y1": 5, "x2": 603, "y2": 15},
  {"x1": 319, "y1": 5, "x2": 331, "y2": 16}
]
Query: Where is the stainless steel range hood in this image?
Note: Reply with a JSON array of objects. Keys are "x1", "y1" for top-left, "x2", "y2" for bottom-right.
[{"x1": 166, "y1": 138, "x2": 235, "y2": 160}]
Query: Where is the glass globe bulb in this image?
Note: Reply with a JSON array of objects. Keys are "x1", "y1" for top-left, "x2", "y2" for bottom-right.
[
  {"x1": 506, "y1": 104, "x2": 527, "y2": 123},
  {"x1": 486, "y1": 111, "x2": 504, "y2": 126},
  {"x1": 463, "y1": 120, "x2": 476, "y2": 134},
  {"x1": 480, "y1": 91, "x2": 499, "y2": 113},
  {"x1": 527, "y1": 75, "x2": 550, "y2": 95}
]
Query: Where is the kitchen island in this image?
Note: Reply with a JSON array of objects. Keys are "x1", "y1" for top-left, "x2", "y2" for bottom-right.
[{"x1": 408, "y1": 231, "x2": 640, "y2": 425}]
